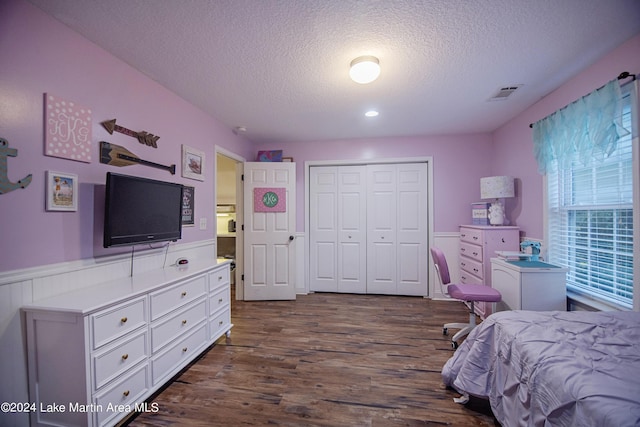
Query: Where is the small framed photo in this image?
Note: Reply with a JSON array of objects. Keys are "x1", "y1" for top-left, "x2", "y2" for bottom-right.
[
  {"x1": 182, "y1": 145, "x2": 205, "y2": 181},
  {"x1": 46, "y1": 171, "x2": 78, "y2": 211}
]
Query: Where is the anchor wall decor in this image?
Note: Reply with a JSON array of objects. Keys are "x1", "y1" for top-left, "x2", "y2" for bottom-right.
[
  {"x1": 101, "y1": 119, "x2": 160, "y2": 148},
  {"x1": 0, "y1": 138, "x2": 32, "y2": 194}
]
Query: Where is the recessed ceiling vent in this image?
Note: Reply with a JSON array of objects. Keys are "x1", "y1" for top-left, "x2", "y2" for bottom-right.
[{"x1": 488, "y1": 85, "x2": 522, "y2": 101}]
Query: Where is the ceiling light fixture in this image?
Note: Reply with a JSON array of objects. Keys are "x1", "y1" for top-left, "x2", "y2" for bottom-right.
[
  {"x1": 365, "y1": 110, "x2": 379, "y2": 117},
  {"x1": 349, "y1": 56, "x2": 380, "y2": 84}
]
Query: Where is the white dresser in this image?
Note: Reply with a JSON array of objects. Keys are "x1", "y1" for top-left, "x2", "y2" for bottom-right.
[
  {"x1": 491, "y1": 258, "x2": 568, "y2": 311},
  {"x1": 459, "y1": 225, "x2": 519, "y2": 318},
  {"x1": 23, "y1": 260, "x2": 232, "y2": 427}
]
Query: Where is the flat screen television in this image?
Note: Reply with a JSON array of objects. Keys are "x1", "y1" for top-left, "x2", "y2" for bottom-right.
[{"x1": 104, "y1": 172, "x2": 184, "y2": 248}]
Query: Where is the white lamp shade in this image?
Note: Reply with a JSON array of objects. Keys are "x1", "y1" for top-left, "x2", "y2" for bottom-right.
[
  {"x1": 349, "y1": 56, "x2": 380, "y2": 84},
  {"x1": 480, "y1": 176, "x2": 515, "y2": 199}
]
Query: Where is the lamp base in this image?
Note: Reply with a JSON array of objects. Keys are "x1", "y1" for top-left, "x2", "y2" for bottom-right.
[{"x1": 488, "y1": 200, "x2": 506, "y2": 225}]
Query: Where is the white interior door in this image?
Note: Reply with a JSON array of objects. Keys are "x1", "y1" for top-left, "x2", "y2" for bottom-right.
[
  {"x1": 396, "y1": 163, "x2": 428, "y2": 296},
  {"x1": 243, "y1": 162, "x2": 296, "y2": 300},
  {"x1": 309, "y1": 166, "x2": 338, "y2": 292},
  {"x1": 366, "y1": 164, "x2": 397, "y2": 294},
  {"x1": 337, "y1": 166, "x2": 367, "y2": 293}
]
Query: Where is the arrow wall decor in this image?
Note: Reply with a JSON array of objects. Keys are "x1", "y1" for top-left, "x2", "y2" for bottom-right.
[{"x1": 101, "y1": 119, "x2": 160, "y2": 148}]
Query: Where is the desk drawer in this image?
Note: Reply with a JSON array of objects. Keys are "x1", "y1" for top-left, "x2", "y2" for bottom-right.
[
  {"x1": 93, "y1": 362, "x2": 149, "y2": 427},
  {"x1": 150, "y1": 299, "x2": 207, "y2": 353},
  {"x1": 150, "y1": 274, "x2": 207, "y2": 321},
  {"x1": 460, "y1": 227, "x2": 483, "y2": 245},
  {"x1": 209, "y1": 285, "x2": 230, "y2": 316},
  {"x1": 209, "y1": 265, "x2": 230, "y2": 292},
  {"x1": 151, "y1": 323, "x2": 208, "y2": 386},
  {"x1": 91, "y1": 297, "x2": 147, "y2": 350},
  {"x1": 93, "y1": 329, "x2": 148, "y2": 391},
  {"x1": 210, "y1": 308, "x2": 230, "y2": 340}
]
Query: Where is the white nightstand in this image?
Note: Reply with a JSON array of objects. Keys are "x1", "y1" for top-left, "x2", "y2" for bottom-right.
[{"x1": 491, "y1": 258, "x2": 568, "y2": 312}]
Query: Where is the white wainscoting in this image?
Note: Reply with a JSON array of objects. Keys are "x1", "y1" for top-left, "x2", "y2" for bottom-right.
[{"x1": 0, "y1": 239, "x2": 216, "y2": 427}]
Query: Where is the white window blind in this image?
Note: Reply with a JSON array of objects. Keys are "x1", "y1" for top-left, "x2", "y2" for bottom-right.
[{"x1": 547, "y1": 85, "x2": 635, "y2": 308}]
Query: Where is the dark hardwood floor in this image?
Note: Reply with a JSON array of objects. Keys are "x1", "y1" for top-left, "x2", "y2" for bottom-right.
[{"x1": 125, "y1": 292, "x2": 498, "y2": 426}]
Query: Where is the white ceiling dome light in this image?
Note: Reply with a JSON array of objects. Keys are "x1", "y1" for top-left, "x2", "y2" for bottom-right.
[{"x1": 349, "y1": 56, "x2": 380, "y2": 84}]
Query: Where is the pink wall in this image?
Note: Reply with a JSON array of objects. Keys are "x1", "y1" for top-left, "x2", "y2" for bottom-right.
[
  {"x1": 0, "y1": 0, "x2": 254, "y2": 272},
  {"x1": 255, "y1": 134, "x2": 494, "y2": 232},
  {"x1": 492, "y1": 32, "x2": 640, "y2": 239}
]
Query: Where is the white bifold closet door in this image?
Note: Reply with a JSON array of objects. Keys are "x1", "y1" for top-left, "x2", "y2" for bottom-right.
[
  {"x1": 309, "y1": 163, "x2": 427, "y2": 296},
  {"x1": 309, "y1": 166, "x2": 367, "y2": 293}
]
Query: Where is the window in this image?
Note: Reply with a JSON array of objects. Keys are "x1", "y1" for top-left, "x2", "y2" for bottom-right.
[{"x1": 546, "y1": 84, "x2": 636, "y2": 308}]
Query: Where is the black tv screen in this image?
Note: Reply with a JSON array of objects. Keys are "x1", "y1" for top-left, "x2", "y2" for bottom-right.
[{"x1": 104, "y1": 172, "x2": 184, "y2": 248}]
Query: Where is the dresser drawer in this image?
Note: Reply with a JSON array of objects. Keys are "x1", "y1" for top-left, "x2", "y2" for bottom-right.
[
  {"x1": 460, "y1": 227, "x2": 483, "y2": 244},
  {"x1": 151, "y1": 323, "x2": 208, "y2": 386},
  {"x1": 150, "y1": 274, "x2": 207, "y2": 321},
  {"x1": 460, "y1": 269, "x2": 483, "y2": 285},
  {"x1": 210, "y1": 308, "x2": 230, "y2": 340},
  {"x1": 460, "y1": 241, "x2": 483, "y2": 262},
  {"x1": 93, "y1": 363, "x2": 149, "y2": 427},
  {"x1": 209, "y1": 285, "x2": 230, "y2": 316},
  {"x1": 150, "y1": 298, "x2": 207, "y2": 353},
  {"x1": 91, "y1": 297, "x2": 147, "y2": 350},
  {"x1": 460, "y1": 257, "x2": 484, "y2": 280},
  {"x1": 93, "y1": 329, "x2": 148, "y2": 391},
  {"x1": 209, "y1": 265, "x2": 230, "y2": 292}
]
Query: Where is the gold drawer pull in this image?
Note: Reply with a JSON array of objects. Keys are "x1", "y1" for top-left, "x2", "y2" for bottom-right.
[
  {"x1": 181, "y1": 291, "x2": 187, "y2": 297},
  {"x1": 122, "y1": 354, "x2": 129, "y2": 360},
  {"x1": 123, "y1": 390, "x2": 130, "y2": 397},
  {"x1": 182, "y1": 319, "x2": 187, "y2": 325},
  {"x1": 182, "y1": 347, "x2": 188, "y2": 352},
  {"x1": 121, "y1": 317, "x2": 128, "y2": 323}
]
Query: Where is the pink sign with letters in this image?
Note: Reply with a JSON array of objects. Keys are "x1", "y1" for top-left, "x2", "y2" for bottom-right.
[
  {"x1": 254, "y1": 187, "x2": 286, "y2": 212},
  {"x1": 45, "y1": 93, "x2": 92, "y2": 163}
]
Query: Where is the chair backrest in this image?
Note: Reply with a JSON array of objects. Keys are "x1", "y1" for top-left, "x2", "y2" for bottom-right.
[{"x1": 430, "y1": 247, "x2": 451, "y2": 296}]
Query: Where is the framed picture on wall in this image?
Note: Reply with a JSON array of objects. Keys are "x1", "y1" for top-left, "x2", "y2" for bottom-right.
[
  {"x1": 182, "y1": 145, "x2": 205, "y2": 181},
  {"x1": 46, "y1": 171, "x2": 78, "y2": 211},
  {"x1": 181, "y1": 185, "x2": 195, "y2": 226}
]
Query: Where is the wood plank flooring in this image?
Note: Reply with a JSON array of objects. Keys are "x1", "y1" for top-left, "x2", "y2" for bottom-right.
[{"x1": 124, "y1": 293, "x2": 498, "y2": 426}]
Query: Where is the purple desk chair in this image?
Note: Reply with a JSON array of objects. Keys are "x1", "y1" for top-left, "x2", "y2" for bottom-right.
[{"x1": 430, "y1": 246, "x2": 502, "y2": 349}]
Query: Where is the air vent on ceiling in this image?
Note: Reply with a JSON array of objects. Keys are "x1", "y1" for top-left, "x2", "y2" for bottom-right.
[{"x1": 488, "y1": 85, "x2": 522, "y2": 101}]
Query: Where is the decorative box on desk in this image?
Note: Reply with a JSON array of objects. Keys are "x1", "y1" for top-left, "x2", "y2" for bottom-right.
[
  {"x1": 491, "y1": 257, "x2": 568, "y2": 312},
  {"x1": 459, "y1": 225, "x2": 519, "y2": 318}
]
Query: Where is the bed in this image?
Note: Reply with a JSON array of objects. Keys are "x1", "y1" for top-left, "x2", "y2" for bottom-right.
[{"x1": 442, "y1": 310, "x2": 640, "y2": 427}]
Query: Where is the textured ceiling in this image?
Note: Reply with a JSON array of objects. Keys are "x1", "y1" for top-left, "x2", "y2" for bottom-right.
[{"x1": 28, "y1": 0, "x2": 640, "y2": 144}]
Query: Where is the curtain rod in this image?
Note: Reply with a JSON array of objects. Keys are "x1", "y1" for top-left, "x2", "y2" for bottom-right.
[{"x1": 528, "y1": 71, "x2": 636, "y2": 128}]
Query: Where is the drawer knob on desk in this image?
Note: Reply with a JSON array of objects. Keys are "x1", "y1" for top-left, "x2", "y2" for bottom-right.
[
  {"x1": 218, "y1": 298, "x2": 223, "y2": 303},
  {"x1": 218, "y1": 276, "x2": 223, "y2": 281},
  {"x1": 219, "y1": 320, "x2": 224, "y2": 326},
  {"x1": 182, "y1": 319, "x2": 187, "y2": 325},
  {"x1": 182, "y1": 347, "x2": 188, "y2": 352},
  {"x1": 123, "y1": 390, "x2": 130, "y2": 397},
  {"x1": 181, "y1": 291, "x2": 187, "y2": 297},
  {"x1": 121, "y1": 354, "x2": 128, "y2": 360},
  {"x1": 121, "y1": 317, "x2": 128, "y2": 323}
]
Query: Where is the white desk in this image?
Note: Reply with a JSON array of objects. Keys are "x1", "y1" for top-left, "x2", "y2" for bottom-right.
[{"x1": 491, "y1": 258, "x2": 568, "y2": 312}]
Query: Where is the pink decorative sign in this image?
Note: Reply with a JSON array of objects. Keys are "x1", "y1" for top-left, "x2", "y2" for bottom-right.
[
  {"x1": 254, "y1": 187, "x2": 286, "y2": 212},
  {"x1": 45, "y1": 93, "x2": 92, "y2": 163}
]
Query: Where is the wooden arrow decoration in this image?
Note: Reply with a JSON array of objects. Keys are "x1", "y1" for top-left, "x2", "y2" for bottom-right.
[
  {"x1": 101, "y1": 119, "x2": 160, "y2": 148},
  {"x1": 100, "y1": 141, "x2": 175, "y2": 175}
]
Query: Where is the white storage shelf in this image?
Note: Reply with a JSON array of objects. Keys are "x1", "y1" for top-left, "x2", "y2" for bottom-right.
[{"x1": 23, "y1": 259, "x2": 232, "y2": 427}]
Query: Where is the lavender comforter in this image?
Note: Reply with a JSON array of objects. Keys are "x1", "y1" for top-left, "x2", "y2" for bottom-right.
[{"x1": 442, "y1": 310, "x2": 640, "y2": 427}]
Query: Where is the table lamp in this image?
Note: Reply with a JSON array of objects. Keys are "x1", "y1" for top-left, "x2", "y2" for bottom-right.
[{"x1": 480, "y1": 176, "x2": 514, "y2": 225}]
